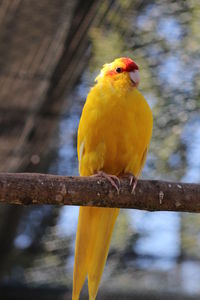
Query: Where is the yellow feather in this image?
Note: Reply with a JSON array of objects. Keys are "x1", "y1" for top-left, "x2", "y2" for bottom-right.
[{"x1": 73, "y1": 57, "x2": 153, "y2": 300}]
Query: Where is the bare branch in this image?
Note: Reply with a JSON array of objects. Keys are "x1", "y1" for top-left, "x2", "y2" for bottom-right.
[{"x1": 0, "y1": 173, "x2": 200, "y2": 213}]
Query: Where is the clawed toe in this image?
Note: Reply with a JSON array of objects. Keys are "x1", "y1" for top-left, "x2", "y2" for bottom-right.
[
  {"x1": 122, "y1": 173, "x2": 138, "y2": 194},
  {"x1": 92, "y1": 171, "x2": 120, "y2": 194},
  {"x1": 92, "y1": 171, "x2": 137, "y2": 194},
  {"x1": 129, "y1": 175, "x2": 138, "y2": 194}
]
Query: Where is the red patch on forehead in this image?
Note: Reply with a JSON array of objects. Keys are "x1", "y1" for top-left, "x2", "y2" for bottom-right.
[{"x1": 121, "y1": 57, "x2": 139, "y2": 72}]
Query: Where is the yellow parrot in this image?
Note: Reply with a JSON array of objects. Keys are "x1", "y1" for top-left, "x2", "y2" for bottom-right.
[{"x1": 73, "y1": 57, "x2": 153, "y2": 300}]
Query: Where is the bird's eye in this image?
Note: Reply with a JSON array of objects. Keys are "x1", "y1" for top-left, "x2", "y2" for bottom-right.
[{"x1": 116, "y1": 67, "x2": 122, "y2": 73}]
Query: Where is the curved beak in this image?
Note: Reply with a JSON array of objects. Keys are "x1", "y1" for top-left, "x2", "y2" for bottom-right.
[{"x1": 129, "y1": 70, "x2": 140, "y2": 87}]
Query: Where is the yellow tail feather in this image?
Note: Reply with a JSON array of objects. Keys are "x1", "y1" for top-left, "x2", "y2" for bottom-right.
[
  {"x1": 73, "y1": 206, "x2": 119, "y2": 300},
  {"x1": 73, "y1": 207, "x2": 93, "y2": 300}
]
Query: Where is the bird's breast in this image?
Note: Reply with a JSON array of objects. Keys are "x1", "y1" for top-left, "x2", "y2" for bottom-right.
[{"x1": 78, "y1": 85, "x2": 153, "y2": 176}]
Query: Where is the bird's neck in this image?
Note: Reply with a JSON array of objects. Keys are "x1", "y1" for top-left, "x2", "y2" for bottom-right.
[{"x1": 95, "y1": 77, "x2": 136, "y2": 99}]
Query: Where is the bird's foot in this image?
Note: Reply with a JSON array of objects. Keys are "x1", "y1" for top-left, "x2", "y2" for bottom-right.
[
  {"x1": 129, "y1": 174, "x2": 138, "y2": 194},
  {"x1": 121, "y1": 173, "x2": 138, "y2": 194},
  {"x1": 92, "y1": 171, "x2": 120, "y2": 194}
]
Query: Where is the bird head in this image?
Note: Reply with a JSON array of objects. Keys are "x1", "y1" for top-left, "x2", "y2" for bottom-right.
[{"x1": 95, "y1": 57, "x2": 140, "y2": 88}]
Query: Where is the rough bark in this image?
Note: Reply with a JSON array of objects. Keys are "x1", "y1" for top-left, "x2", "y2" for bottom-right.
[{"x1": 0, "y1": 173, "x2": 200, "y2": 213}]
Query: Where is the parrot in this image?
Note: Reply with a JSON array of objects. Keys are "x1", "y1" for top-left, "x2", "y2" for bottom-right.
[{"x1": 72, "y1": 57, "x2": 153, "y2": 300}]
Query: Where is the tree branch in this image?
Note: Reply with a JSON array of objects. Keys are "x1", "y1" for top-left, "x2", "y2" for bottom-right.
[{"x1": 0, "y1": 173, "x2": 200, "y2": 213}]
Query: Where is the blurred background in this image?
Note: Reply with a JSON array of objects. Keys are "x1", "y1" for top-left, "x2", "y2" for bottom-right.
[{"x1": 0, "y1": 0, "x2": 200, "y2": 299}]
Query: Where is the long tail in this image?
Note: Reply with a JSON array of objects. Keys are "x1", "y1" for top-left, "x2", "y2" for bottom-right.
[{"x1": 73, "y1": 206, "x2": 119, "y2": 300}]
